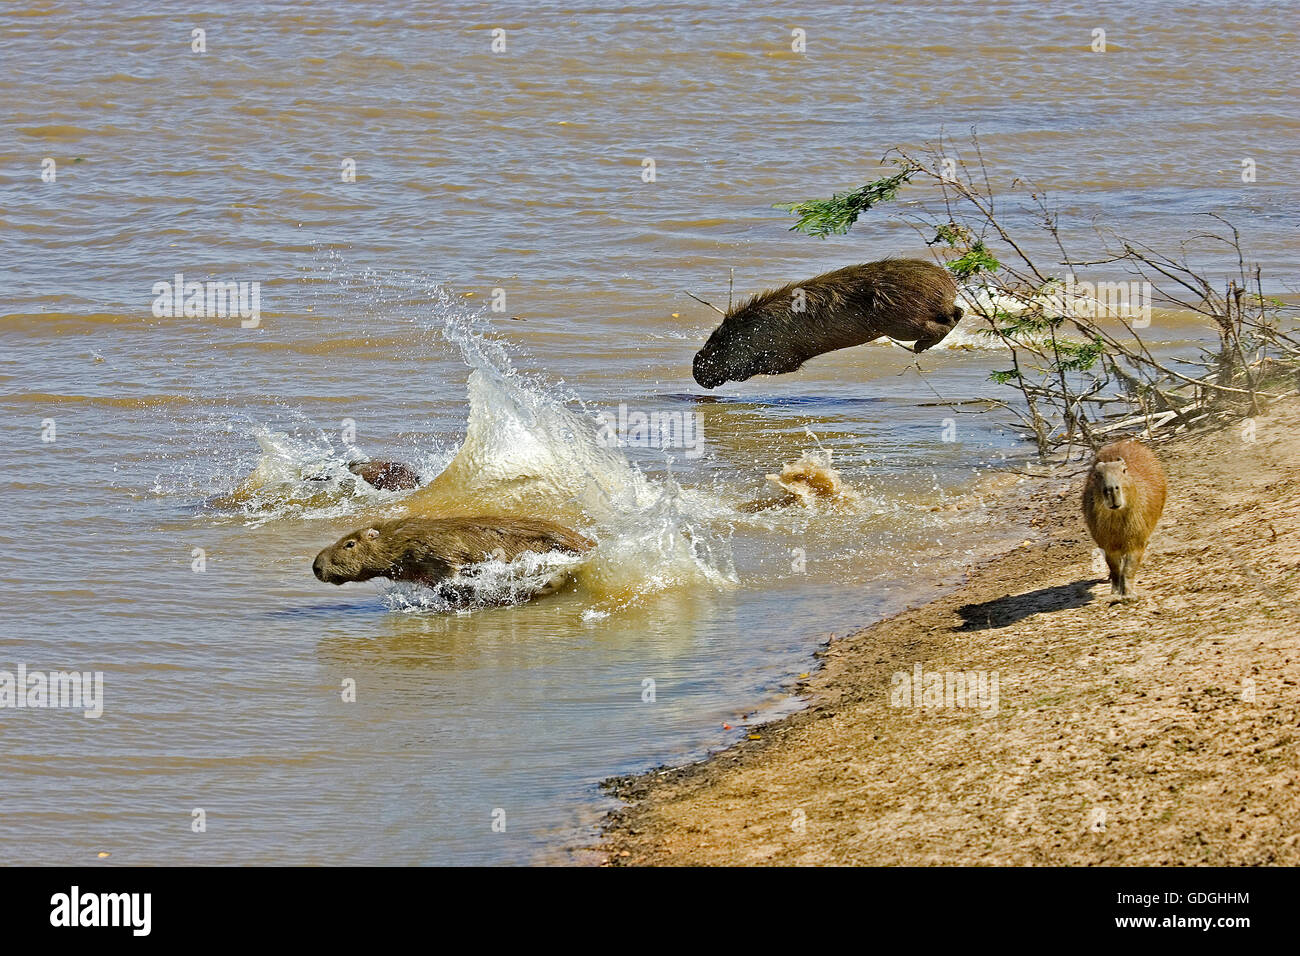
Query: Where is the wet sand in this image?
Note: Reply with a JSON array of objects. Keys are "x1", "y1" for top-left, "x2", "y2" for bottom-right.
[{"x1": 601, "y1": 398, "x2": 1300, "y2": 865}]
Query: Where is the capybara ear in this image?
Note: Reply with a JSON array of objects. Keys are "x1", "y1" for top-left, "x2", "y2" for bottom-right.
[{"x1": 365, "y1": 527, "x2": 381, "y2": 539}]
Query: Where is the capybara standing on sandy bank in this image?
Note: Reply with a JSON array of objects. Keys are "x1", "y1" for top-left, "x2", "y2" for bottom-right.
[
  {"x1": 691, "y1": 258, "x2": 963, "y2": 388},
  {"x1": 312, "y1": 516, "x2": 595, "y2": 599},
  {"x1": 1083, "y1": 438, "x2": 1168, "y2": 599}
]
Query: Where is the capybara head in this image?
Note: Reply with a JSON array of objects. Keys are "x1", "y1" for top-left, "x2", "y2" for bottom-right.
[
  {"x1": 313, "y1": 526, "x2": 386, "y2": 584},
  {"x1": 692, "y1": 307, "x2": 806, "y2": 388},
  {"x1": 1093, "y1": 459, "x2": 1129, "y2": 510}
]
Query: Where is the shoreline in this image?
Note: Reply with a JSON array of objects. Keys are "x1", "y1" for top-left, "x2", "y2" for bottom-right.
[{"x1": 599, "y1": 398, "x2": 1300, "y2": 865}]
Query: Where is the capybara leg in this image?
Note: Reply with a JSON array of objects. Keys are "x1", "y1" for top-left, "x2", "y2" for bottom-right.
[
  {"x1": 1124, "y1": 548, "x2": 1146, "y2": 597},
  {"x1": 1115, "y1": 552, "x2": 1142, "y2": 600},
  {"x1": 1105, "y1": 552, "x2": 1121, "y2": 593},
  {"x1": 1106, "y1": 551, "x2": 1134, "y2": 598}
]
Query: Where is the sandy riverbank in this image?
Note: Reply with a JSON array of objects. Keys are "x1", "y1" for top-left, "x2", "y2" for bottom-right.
[{"x1": 601, "y1": 398, "x2": 1300, "y2": 865}]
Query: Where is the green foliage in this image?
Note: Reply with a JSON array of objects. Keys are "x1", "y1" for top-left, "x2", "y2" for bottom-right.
[
  {"x1": 928, "y1": 223, "x2": 998, "y2": 278},
  {"x1": 984, "y1": 314, "x2": 1105, "y2": 383},
  {"x1": 928, "y1": 222, "x2": 973, "y2": 248},
  {"x1": 774, "y1": 168, "x2": 916, "y2": 238},
  {"x1": 988, "y1": 309, "x2": 1049, "y2": 337},
  {"x1": 1054, "y1": 336, "x2": 1106, "y2": 373},
  {"x1": 1245, "y1": 292, "x2": 1286, "y2": 309},
  {"x1": 946, "y1": 241, "x2": 1000, "y2": 279}
]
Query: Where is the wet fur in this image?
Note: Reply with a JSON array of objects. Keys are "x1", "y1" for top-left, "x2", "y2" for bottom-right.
[
  {"x1": 692, "y1": 259, "x2": 963, "y2": 388},
  {"x1": 304, "y1": 459, "x2": 422, "y2": 491},
  {"x1": 1082, "y1": 439, "x2": 1168, "y2": 599},
  {"x1": 312, "y1": 516, "x2": 595, "y2": 594},
  {"x1": 347, "y1": 460, "x2": 421, "y2": 491}
]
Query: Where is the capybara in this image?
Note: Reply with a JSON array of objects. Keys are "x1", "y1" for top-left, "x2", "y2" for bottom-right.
[
  {"x1": 346, "y1": 460, "x2": 422, "y2": 491},
  {"x1": 1082, "y1": 438, "x2": 1168, "y2": 599},
  {"x1": 312, "y1": 516, "x2": 595, "y2": 598},
  {"x1": 691, "y1": 258, "x2": 963, "y2": 388},
  {"x1": 303, "y1": 459, "x2": 422, "y2": 491}
]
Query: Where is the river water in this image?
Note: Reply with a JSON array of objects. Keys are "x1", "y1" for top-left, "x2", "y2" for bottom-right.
[{"x1": 1, "y1": 1, "x2": 1295, "y2": 864}]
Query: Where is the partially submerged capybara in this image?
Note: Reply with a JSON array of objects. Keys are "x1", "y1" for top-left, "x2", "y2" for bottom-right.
[
  {"x1": 302, "y1": 459, "x2": 422, "y2": 491},
  {"x1": 692, "y1": 258, "x2": 963, "y2": 388},
  {"x1": 346, "y1": 460, "x2": 421, "y2": 491},
  {"x1": 1082, "y1": 438, "x2": 1168, "y2": 599},
  {"x1": 312, "y1": 516, "x2": 595, "y2": 599}
]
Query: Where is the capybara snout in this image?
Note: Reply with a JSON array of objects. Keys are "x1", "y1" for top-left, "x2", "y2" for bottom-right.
[
  {"x1": 693, "y1": 342, "x2": 732, "y2": 388},
  {"x1": 692, "y1": 258, "x2": 962, "y2": 389},
  {"x1": 693, "y1": 333, "x2": 799, "y2": 388},
  {"x1": 1095, "y1": 460, "x2": 1128, "y2": 510}
]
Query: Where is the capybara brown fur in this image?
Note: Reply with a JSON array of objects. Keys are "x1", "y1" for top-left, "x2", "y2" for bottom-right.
[
  {"x1": 1082, "y1": 438, "x2": 1168, "y2": 599},
  {"x1": 346, "y1": 460, "x2": 422, "y2": 491},
  {"x1": 692, "y1": 258, "x2": 963, "y2": 388},
  {"x1": 312, "y1": 516, "x2": 595, "y2": 598},
  {"x1": 303, "y1": 459, "x2": 422, "y2": 491}
]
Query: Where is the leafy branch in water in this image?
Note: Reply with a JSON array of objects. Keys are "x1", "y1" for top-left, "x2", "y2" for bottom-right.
[{"x1": 773, "y1": 168, "x2": 916, "y2": 238}]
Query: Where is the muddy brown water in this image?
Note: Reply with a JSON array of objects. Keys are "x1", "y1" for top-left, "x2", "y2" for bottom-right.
[{"x1": 1, "y1": 1, "x2": 1295, "y2": 864}]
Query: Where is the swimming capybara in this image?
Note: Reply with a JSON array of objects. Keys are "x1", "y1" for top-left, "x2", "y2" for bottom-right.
[
  {"x1": 1082, "y1": 438, "x2": 1168, "y2": 599},
  {"x1": 301, "y1": 463, "x2": 418, "y2": 494},
  {"x1": 691, "y1": 258, "x2": 963, "y2": 388},
  {"x1": 312, "y1": 516, "x2": 595, "y2": 597},
  {"x1": 302, "y1": 459, "x2": 422, "y2": 491},
  {"x1": 346, "y1": 460, "x2": 422, "y2": 491}
]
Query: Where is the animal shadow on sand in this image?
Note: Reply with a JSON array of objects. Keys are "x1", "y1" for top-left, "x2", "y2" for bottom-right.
[{"x1": 955, "y1": 578, "x2": 1099, "y2": 632}]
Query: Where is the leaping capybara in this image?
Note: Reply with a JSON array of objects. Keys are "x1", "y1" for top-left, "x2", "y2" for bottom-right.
[
  {"x1": 1082, "y1": 438, "x2": 1168, "y2": 599},
  {"x1": 691, "y1": 258, "x2": 963, "y2": 388},
  {"x1": 312, "y1": 516, "x2": 595, "y2": 598}
]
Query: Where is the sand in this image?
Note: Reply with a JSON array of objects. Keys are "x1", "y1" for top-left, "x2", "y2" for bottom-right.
[{"x1": 601, "y1": 399, "x2": 1300, "y2": 865}]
